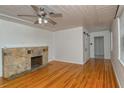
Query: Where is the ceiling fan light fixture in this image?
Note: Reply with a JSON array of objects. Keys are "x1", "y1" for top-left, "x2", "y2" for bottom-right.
[
  {"x1": 44, "y1": 19, "x2": 48, "y2": 23},
  {"x1": 38, "y1": 17, "x2": 42, "y2": 24},
  {"x1": 18, "y1": 5, "x2": 62, "y2": 25}
]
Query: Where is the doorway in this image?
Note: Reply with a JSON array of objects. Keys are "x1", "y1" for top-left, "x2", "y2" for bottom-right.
[{"x1": 94, "y1": 36, "x2": 104, "y2": 58}]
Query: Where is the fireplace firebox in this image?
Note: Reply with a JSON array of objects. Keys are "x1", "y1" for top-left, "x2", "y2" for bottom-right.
[{"x1": 31, "y1": 56, "x2": 42, "y2": 70}]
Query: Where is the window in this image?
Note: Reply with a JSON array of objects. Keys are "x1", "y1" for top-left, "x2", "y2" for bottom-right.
[{"x1": 119, "y1": 9, "x2": 124, "y2": 64}]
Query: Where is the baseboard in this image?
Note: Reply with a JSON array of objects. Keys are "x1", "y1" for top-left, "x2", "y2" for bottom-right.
[
  {"x1": 83, "y1": 58, "x2": 90, "y2": 64},
  {"x1": 48, "y1": 59, "x2": 54, "y2": 62},
  {"x1": 50, "y1": 59, "x2": 84, "y2": 65}
]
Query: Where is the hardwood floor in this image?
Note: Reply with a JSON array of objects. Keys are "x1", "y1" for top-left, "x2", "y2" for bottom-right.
[{"x1": 0, "y1": 59, "x2": 118, "y2": 88}]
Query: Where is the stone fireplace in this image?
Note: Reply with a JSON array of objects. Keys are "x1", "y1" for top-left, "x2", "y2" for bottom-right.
[{"x1": 2, "y1": 46, "x2": 48, "y2": 79}]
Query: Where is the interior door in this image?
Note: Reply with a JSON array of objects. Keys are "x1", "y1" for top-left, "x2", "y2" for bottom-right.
[{"x1": 94, "y1": 36, "x2": 104, "y2": 58}]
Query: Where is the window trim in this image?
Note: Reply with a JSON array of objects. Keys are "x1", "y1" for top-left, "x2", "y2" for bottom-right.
[{"x1": 118, "y1": 17, "x2": 124, "y2": 66}]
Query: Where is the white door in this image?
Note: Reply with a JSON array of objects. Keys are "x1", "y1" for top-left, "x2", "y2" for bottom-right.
[{"x1": 94, "y1": 36, "x2": 104, "y2": 58}]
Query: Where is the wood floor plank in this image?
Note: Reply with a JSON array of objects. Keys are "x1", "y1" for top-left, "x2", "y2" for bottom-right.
[{"x1": 0, "y1": 59, "x2": 119, "y2": 88}]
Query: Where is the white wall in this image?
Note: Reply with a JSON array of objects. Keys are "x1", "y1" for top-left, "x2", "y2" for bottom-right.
[
  {"x1": 0, "y1": 19, "x2": 54, "y2": 76},
  {"x1": 53, "y1": 27, "x2": 84, "y2": 64},
  {"x1": 90, "y1": 30, "x2": 111, "y2": 59},
  {"x1": 111, "y1": 16, "x2": 124, "y2": 87}
]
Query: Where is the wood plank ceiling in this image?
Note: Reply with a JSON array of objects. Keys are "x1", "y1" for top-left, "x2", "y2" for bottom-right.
[{"x1": 0, "y1": 5, "x2": 117, "y2": 32}]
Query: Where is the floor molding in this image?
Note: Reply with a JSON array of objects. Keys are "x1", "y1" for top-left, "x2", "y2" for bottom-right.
[{"x1": 50, "y1": 59, "x2": 84, "y2": 65}]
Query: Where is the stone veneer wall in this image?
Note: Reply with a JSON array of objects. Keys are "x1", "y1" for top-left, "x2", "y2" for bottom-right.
[{"x1": 2, "y1": 46, "x2": 48, "y2": 78}]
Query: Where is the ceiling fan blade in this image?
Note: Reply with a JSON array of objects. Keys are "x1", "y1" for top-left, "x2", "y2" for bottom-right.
[
  {"x1": 31, "y1": 5, "x2": 46, "y2": 17},
  {"x1": 34, "y1": 20, "x2": 38, "y2": 24},
  {"x1": 47, "y1": 18, "x2": 57, "y2": 25},
  {"x1": 31, "y1": 5, "x2": 39, "y2": 13},
  {"x1": 18, "y1": 15, "x2": 37, "y2": 17},
  {"x1": 49, "y1": 12, "x2": 62, "y2": 17}
]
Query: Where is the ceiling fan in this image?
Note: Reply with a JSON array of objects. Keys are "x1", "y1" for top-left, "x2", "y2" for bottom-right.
[{"x1": 17, "y1": 5, "x2": 63, "y2": 25}]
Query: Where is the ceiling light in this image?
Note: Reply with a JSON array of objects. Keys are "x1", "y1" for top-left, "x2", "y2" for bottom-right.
[
  {"x1": 44, "y1": 19, "x2": 48, "y2": 23},
  {"x1": 38, "y1": 17, "x2": 42, "y2": 24}
]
